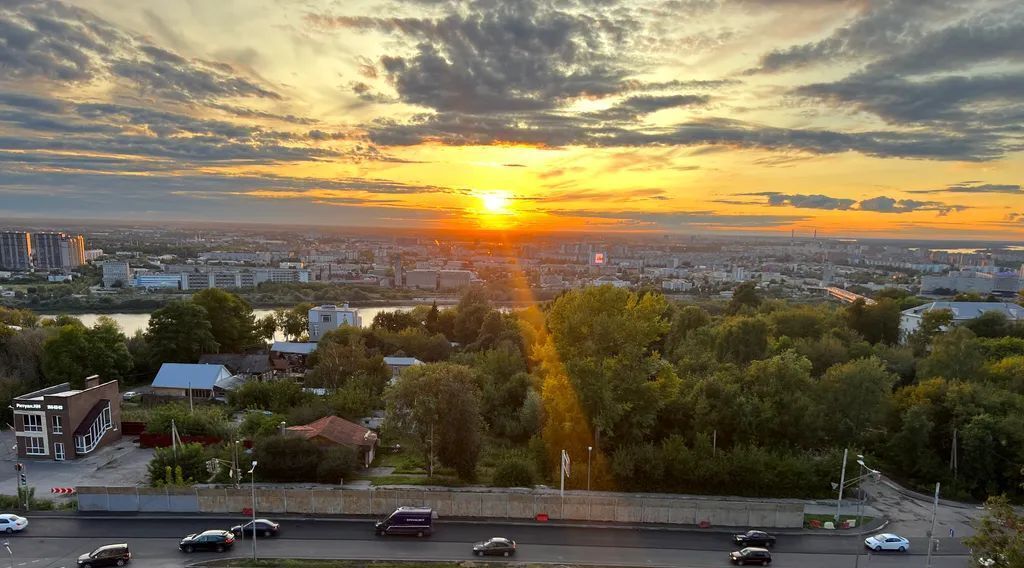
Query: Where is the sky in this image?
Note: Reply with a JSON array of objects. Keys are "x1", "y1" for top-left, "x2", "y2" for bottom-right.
[{"x1": 0, "y1": 0, "x2": 1022, "y2": 238}]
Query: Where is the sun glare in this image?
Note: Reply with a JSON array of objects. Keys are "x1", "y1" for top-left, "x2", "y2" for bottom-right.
[{"x1": 480, "y1": 191, "x2": 511, "y2": 214}]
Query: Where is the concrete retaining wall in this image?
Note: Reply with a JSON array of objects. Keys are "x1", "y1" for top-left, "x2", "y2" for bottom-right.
[{"x1": 74, "y1": 485, "x2": 805, "y2": 528}]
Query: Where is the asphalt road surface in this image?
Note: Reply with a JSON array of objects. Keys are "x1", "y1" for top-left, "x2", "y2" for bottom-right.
[{"x1": 3, "y1": 516, "x2": 971, "y2": 568}]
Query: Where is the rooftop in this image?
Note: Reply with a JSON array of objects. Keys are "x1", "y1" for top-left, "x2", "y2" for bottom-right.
[
  {"x1": 902, "y1": 301, "x2": 1024, "y2": 320},
  {"x1": 151, "y1": 363, "x2": 235, "y2": 390},
  {"x1": 287, "y1": 415, "x2": 377, "y2": 448}
]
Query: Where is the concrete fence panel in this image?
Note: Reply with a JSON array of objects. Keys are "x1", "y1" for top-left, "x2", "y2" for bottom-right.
[{"x1": 75, "y1": 484, "x2": 809, "y2": 528}]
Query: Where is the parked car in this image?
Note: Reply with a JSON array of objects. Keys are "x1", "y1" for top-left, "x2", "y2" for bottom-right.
[
  {"x1": 864, "y1": 533, "x2": 910, "y2": 552},
  {"x1": 375, "y1": 506, "x2": 433, "y2": 537},
  {"x1": 0, "y1": 514, "x2": 27, "y2": 533},
  {"x1": 77, "y1": 543, "x2": 131, "y2": 567},
  {"x1": 729, "y1": 547, "x2": 772, "y2": 565},
  {"x1": 121, "y1": 391, "x2": 140, "y2": 401},
  {"x1": 231, "y1": 519, "x2": 280, "y2": 538},
  {"x1": 473, "y1": 537, "x2": 516, "y2": 557},
  {"x1": 733, "y1": 530, "x2": 776, "y2": 548},
  {"x1": 179, "y1": 530, "x2": 235, "y2": 553}
]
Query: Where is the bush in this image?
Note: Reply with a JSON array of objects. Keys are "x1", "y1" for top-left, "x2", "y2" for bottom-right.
[
  {"x1": 228, "y1": 380, "x2": 312, "y2": 413},
  {"x1": 146, "y1": 403, "x2": 229, "y2": 438},
  {"x1": 239, "y1": 412, "x2": 287, "y2": 439},
  {"x1": 491, "y1": 455, "x2": 535, "y2": 487},
  {"x1": 147, "y1": 443, "x2": 208, "y2": 487},
  {"x1": 316, "y1": 446, "x2": 359, "y2": 484},
  {"x1": 253, "y1": 435, "x2": 321, "y2": 482}
]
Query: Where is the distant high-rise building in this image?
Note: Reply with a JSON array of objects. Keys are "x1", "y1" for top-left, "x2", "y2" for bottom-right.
[
  {"x1": 0, "y1": 231, "x2": 31, "y2": 270},
  {"x1": 31, "y1": 232, "x2": 85, "y2": 270},
  {"x1": 102, "y1": 261, "x2": 132, "y2": 288},
  {"x1": 392, "y1": 255, "x2": 404, "y2": 288}
]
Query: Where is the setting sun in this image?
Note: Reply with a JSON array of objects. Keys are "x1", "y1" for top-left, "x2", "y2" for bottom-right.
[{"x1": 480, "y1": 191, "x2": 511, "y2": 214}]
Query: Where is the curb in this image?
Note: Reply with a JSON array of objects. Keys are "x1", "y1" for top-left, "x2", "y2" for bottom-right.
[{"x1": 28, "y1": 510, "x2": 890, "y2": 537}]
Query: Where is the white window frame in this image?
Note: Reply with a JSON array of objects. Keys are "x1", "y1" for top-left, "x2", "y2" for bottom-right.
[
  {"x1": 25, "y1": 436, "x2": 45, "y2": 455},
  {"x1": 52, "y1": 415, "x2": 62, "y2": 434},
  {"x1": 23, "y1": 414, "x2": 42, "y2": 432},
  {"x1": 54, "y1": 442, "x2": 65, "y2": 461},
  {"x1": 74, "y1": 402, "x2": 113, "y2": 454}
]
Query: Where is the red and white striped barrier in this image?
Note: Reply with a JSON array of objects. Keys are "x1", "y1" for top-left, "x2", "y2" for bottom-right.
[{"x1": 50, "y1": 487, "x2": 76, "y2": 495}]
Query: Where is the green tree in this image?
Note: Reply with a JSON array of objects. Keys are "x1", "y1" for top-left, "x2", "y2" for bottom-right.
[
  {"x1": 228, "y1": 380, "x2": 312, "y2": 413},
  {"x1": 714, "y1": 316, "x2": 769, "y2": 365},
  {"x1": 307, "y1": 330, "x2": 388, "y2": 392},
  {"x1": 818, "y1": 357, "x2": 896, "y2": 446},
  {"x1": 964, "y1": 311, "x2": 1012, "y2": 338},
  {"x1": 491, "y1": 454, "x2": 535, "y2": 487},
  {"x1": 846, "y1": 298, "x2": 901, "y2": 344},
  {"x1": 728, "y1": 281, "x2": 761, "y2": 315},
  {"x1": 453, "y1": 288, "x2": 492, "y2": 345},
  {"x1": 425, "y1": 302, "x2": 440, "y2": 334},
  {"x1": 275, "y1": 302, "x2": 312, "y2": 341},
  {"x1": 372, "y1": 310, "x2": 421, "y2": 333},
  {"x1": 146, "y1": 301, "x2": 218, "y2": 363},
  {"x1": 191, "y1": 289, "x2": 259, "y2": 352},
  {"x1": 547, "y1": 286, "x2": 676, "y2": 449},
  {"x1": 768, "y1": 306, "x2": 825, "y2": 340},
  {"x1": 387, "y1": 362, "x2": 483, "y2": 480},
  {"x1": 316, "y1": 446, "x2": 358, "y2": 484},
  {"x1": 253, "y1": 435, "x2": 321, "y2": 482},
  {"x1": 964, "y1": 494, "x2": 1024, "y2": 568},
  {"x1": 41, "y1": 317, "x2": 132, "y2": 387},
  {"x1": 918, "y1": 327, "x2": 984, "y2": 381},
  {"x1": 886, "y1": 405, "x2": 941, "y2": 482},
  {"x1": 147, "y1": 443, "x2": 207, "y2": 486}
]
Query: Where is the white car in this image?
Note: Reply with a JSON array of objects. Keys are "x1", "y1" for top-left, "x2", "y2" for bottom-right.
[
  {"x1": 865, "y1": 533, "x2": 910, "y2": 552},
  {"x1": 0, "y1": 514, "x2": 27, "y2": 533},
  {"x1": 122, "y1": 391, "x2": 141, "y2": 401}
]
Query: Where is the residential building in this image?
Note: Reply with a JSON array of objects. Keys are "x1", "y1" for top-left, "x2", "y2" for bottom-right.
[
  {"x1": 308, "y1": 304, "x2": 361, "y2": 341},
  {"x1": 13, "y1": 376, "x2": 121, "y2": 461},
  {"x1": 383, "y1": 356, "x2": 423, "y2": 383},
  {"x1": 198, "y1": 352, "x2": 274, "y2": 381},
  {"x1": 133, "y1": 273, "x2": 182, "y2": 289},
  {"x1": 900, "y1": 301, "x2": 1024, "y2": 340},
  {"x1": 919, "y1": 270, "x2": 1020, "y2": 296},
  {"x1": 286, "y1": 415, "x2": 379, "y2": 468},
  {"x1": 84, "y1": 249, "x2": 104, "y2": 261},
  {"x1": 405, "y1": 269, "x2": 438, "y2": 290},
  {"x1": 31, "y1": 232, "x2": 85, "y2": 270},
  {"x1": 270, "y1": 341, "x2": 318, "y2": 370},
  {"x1": 0, "y1": 231, "x2": 31, "y2": 270},
  {"x1": 438, "y1": 269, "x2": 472, "y2": 290},
  {"x1": 102, "y1": 261, "x2": 132, "y2": 288},
  {"x1": 150, "y1": 363, "x2": 242, "y2": 399}
]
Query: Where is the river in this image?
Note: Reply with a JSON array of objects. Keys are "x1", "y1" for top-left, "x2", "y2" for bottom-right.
[{"x1": 68, "y1": 305, "x2": 425, "y2": 339}]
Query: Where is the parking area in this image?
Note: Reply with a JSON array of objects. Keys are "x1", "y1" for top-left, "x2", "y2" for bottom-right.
[{"x1": 0, "y1": 429, "x2": 153, "y2": 496}]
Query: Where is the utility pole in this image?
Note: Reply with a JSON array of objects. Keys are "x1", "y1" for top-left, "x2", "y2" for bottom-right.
[
  {"x1": 926, "y1": 482, "x2": 940, "y2": 568},
  {"x1": 835, "y1": 448, "x2": 848, "y2": 523},
  {"x1": 587, "y1": 446, "x2": 592, "y2": 491},
  {"x1": 248, "y1": 461, "x2": 258, "y2": 561}
]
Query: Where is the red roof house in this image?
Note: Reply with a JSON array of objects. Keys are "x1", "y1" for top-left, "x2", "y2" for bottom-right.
[{"x1": 286, "y1": 415, "x2": 378, "y2": 467}]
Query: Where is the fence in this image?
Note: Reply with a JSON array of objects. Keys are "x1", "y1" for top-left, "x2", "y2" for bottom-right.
[{"x1": 75, "y1": 485, "x2": 805, "y2": 528}]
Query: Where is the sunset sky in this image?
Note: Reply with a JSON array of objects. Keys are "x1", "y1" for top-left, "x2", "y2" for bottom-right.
[{"x1": 0, "y1": 0, "x2": 1022, "y2": 238}]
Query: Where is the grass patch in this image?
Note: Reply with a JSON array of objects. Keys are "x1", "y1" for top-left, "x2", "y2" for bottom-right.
[{"x1": 803, "y1": 513, "x2": 874, "y2": 529}]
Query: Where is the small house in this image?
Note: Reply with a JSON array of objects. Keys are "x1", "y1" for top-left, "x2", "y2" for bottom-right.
[
  {"x1": 286, "y1": 415, "x2": 378, "y2": 468},
  {"x1": 150, "y1": 363, "x2": 242, "y2": 399}
]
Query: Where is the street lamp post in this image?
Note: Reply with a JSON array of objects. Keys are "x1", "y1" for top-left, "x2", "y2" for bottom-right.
[
  {"x1": 3, "y1": 540, "x2": 11, "y2": 568},
  {"x1": 587, "y1": 446, "x2": 592, "y2": 491},
  {"x1": 835, "y1": 448, "x2": 848, "y2": 523},
  {"x1": 856, "y1": 455, "x2": 866, "y2": 528},
  {"x1": 248, "y1": 461, "x2": 258, "y2": 561}
]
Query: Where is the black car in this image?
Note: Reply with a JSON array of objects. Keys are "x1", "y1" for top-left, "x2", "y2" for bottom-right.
[
  {"x1": 730, "y1": 547, "x2": 772, "y2": 566},
  {"x1": 231, "y1": 518, "x2": 280, "y2": 538},
  {"x1": 473, "y1": 537, "x2": 517, "y2": 557},
  {"x1": 179, "y1": 530, "x2": 235, "y2": 553},
  {"x1": 733, "y1": 530, "x2": 776, "y2": 548},
  {"x1": 77, "y1": 543, "x2": 131, "y2": 567}
]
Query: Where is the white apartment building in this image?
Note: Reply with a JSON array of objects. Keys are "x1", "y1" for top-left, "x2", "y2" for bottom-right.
[{"x1": 308, "y1": 304, "x2": 362, "y2": 341}]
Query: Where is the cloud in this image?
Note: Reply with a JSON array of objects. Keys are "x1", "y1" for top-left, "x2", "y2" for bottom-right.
[
  {"x1": 588, "y1": 94, "x2": 710, "y2": 121},
  {"x1": 739, "y1": 191, "x2": 969, "y2": 215},
  {"x1": 367, "y1": 113, "x2": 1005, "y2": 161},
  {"x1": 909, "y1": 182, "x2": 1022, "y2": 195},
  {"x1": 745, "y1": 192, "x2": 855, "y2": 210},
  {"x1": 748, "y1": 1, "x2": 969, "y2": 73},
  {"x1": 308, "y1": 1, "x2": 636, "y2": 112},
  {"x1": 544, "y1": 208, "x2": 809, "y2": 229},
  {"x1": 857, "y1": 196, "x2": 968, "y2": 215},
  {"x1": 0, "y1": 1, "x2": 278, "y2": 102}
]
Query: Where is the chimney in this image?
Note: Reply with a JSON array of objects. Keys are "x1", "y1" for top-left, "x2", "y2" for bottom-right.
[{"x1": 85, "y1": 374, "x2": 100, "y2": 389}]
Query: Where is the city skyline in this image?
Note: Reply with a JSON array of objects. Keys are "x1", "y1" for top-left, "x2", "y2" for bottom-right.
[{"x1": 0, "y1": 0, "x2": 1021, "y2": 238}]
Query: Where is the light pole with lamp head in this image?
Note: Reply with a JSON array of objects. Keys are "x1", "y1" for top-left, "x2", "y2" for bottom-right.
[
  {"x1": 587, "y1": 446, "x2": 592, "y2": 491},
  {"x1": 247, "y1": 461, "x2": 258, "y2": 561}
]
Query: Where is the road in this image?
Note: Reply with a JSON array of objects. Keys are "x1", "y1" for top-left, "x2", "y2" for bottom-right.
[{"x1": 3, "y1": 516, "x2": 971, "y2": 568}]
